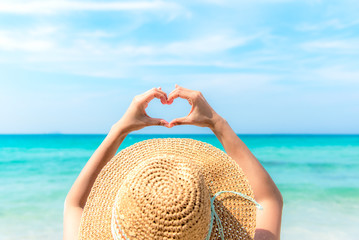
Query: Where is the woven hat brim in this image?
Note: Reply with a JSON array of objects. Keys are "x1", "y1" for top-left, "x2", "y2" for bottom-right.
[{"x1": 78, "y1": 138, "x2": 257, "y2": 240}]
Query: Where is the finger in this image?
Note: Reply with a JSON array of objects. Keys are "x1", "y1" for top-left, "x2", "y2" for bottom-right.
[
  {"x1": 168, "y1": 117, "x2": 191, "y2": 128},
  {"x1": 167, "y1": 88, "x2": 192, "y2": 105},
  {"x1": 142, "y1": 87, "x2": 167, "y2": 100},
  {"x1": 169, "y1": 84, "x2": 191, "y2": 95},
  {"x1": 141, "y1": 88, "x2": 167, "y2": 105},
  {"x1": 167, "y1": 84, "x2": 198, "y2": 104},
  {"x1": 157, "y1": 88, "x2": 168, "y2": 104},
  {"x1": 147, "y1": 117, "x2": 170, "y2": 127},
  {"x1": 156, "y1": 87, "x2": 167, "y2": 99},
  {"x1": 174, "y1": 84, "x2": 194, "y2": 92},
  {"x1": 154, "y1": 87, "x2": 168, "y2": 104}
]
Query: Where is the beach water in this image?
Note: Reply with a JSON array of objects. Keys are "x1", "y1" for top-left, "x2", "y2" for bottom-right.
[{"x1": 1, "y1": 134, "x2": 358, "y2": 239}]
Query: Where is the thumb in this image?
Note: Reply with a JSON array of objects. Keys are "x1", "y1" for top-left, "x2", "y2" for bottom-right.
[
  {"x1": 147, "y1": 117, "x2": 169, "y2": 127},
  {"x1": 169, "y1": 117, "x2": 191, "y2": 128}
]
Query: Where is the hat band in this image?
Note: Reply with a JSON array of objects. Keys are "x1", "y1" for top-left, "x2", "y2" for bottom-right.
[
  {"x1": 111, "y1": 208, "x2": 129, "y2": 240},
  {"x1": 111, "y1": 190, "x2": 262, "y2": 240},
  {"x1": 205, "y1": 191, "x2": 263, "y2": 240}
]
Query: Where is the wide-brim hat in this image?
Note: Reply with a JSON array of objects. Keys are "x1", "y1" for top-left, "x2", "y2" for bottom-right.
[{"x1": 78, "y1": 138, "x2": 258, "y2": 239}]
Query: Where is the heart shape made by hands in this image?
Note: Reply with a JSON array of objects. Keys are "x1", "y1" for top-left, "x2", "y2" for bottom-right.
[{"x1": 146, "y1": 97, "x2": 191, "y2": 124}]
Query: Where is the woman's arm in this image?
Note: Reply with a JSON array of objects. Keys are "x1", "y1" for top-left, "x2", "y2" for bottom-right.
[
  {"x1": 168, "y1": 84, "x2": 283, "y2": 240},
  {"x1": 63, "y1": 87, "x2": 169, "y2": 240},
  {"x1": 210, "y1": 117, "x2": 283, "y2": 240},
  {"x1": 63, "y1": 127, "x2": 127, "y2": 240}
]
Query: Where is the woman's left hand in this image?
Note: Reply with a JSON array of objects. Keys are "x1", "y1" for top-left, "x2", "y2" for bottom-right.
[{"x1": 113, "y1": 87, "x2": 169, "y2": 135}]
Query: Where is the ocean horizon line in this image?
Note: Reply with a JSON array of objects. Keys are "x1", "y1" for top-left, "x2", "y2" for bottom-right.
[{"x1": 1, "y1": 133, "x2": 359, "y2": 136}]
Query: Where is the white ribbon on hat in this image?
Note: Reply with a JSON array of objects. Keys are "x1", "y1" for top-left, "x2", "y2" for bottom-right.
[{"x1": 205, "y1": 190, "x2": 263, "y2": 240}]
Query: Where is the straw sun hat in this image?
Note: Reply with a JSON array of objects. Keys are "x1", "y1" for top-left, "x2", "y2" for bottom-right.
[{"x1": 78, "y1": 138, "x2": 261, "y2": 240}]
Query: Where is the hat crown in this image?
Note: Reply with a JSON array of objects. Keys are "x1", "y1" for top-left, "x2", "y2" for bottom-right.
[
  {"x1": 79, "y1": 138, "x2": 257, "y2": 240},
  {"x1": 111, "y1": 155, "x2": 211, "y2": 240}
]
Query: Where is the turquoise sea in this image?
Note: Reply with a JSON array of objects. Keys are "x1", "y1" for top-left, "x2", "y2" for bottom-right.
[{"x1": 0, "y1": 134, "x2": 358, "y2": 239}]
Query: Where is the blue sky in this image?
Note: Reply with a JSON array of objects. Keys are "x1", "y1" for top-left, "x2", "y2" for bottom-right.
[{"x1": 0, "y1": 0, "x2": 358, "y2": 134}]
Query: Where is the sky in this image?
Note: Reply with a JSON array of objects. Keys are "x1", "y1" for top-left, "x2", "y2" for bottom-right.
[{"x1": 0, "y1": 0, "x2": 358, "y2": 134}]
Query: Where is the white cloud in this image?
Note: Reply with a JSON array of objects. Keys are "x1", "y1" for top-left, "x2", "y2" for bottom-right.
[
  {"x1": 0, "y1": 0, "x2": 186, "y2": 15},
  {"x1": 78, "y1": 30, "x2": 115, "y2": 38},
  {"x1": 192, "y1": 0, "x2": 303, "y2": 4},
  {"x1": 313, "y1": 66, "x2": 359, "y2": 85},
  {"x1": 0, "y1": 30, "x2": 54, "y2": 51},
  {"x1": 28, "y1": 26, "x2": 59, "y2": 36},
  {"x1": 0, "y1": 28, "x2": 256, "y2": 57},
  {"x1": 300, "y1": 38, "x2": 359, "y2": 53},
  {"x1": 110, "y1": 33, "x2": 254, "y2": 58},
  {"x1": 162, "y1": 34, "x2": 250, "y2": 56},
  {"x1": 187, "y1": 73, "x2": 278, "y2": 92},
  {"x1": 297, "y1": 19, "x2": 359, "y2": 31},
  {"x1": 0, "y1": 26, "x2": 60, "y2": 52},
  {"x1": 0, "y1": 24, "x2": 282, "y2": 79},
  {"x1": 139, "y1": 72, "x2": 281, "y2": 94}
]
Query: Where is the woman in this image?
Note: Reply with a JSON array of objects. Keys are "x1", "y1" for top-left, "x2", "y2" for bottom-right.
[{"x1": 64, "y1": 85, "x2": 283, "y2": 240}]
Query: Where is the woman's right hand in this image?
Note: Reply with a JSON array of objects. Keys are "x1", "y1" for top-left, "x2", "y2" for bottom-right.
[{"x1": 167, "y1": 84, "x2": 223, "y2": 129}]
